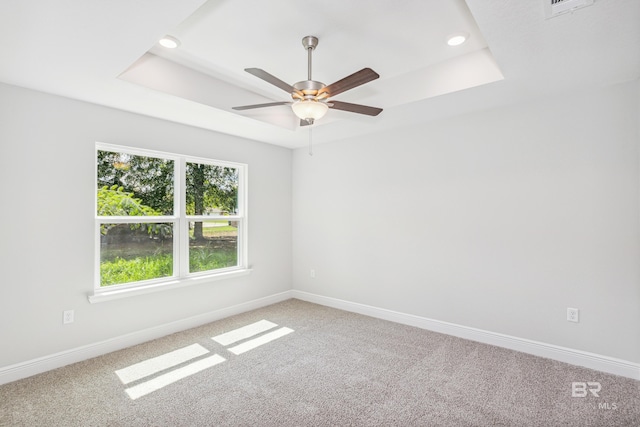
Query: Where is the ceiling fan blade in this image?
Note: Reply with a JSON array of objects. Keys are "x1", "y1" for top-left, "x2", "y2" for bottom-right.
[
  {"x1": 300, "y1": 118, "x2": 314, "y2": 127},
  {"x1": 320, "y1": 68, "x2": 380, "y2": 97},
  {"x1": 329, "y1": 100, "x2": 382, "y2": 116},
  {"x1": 245, "y1": 68, "x2": 297, "y2": 94},
  {"x1": 232, "y1": 101, "x2": 291, "y2": 111}
]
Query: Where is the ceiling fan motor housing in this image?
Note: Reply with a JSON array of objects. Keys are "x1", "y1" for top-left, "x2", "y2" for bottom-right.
[{"x1": 293, "y1": 80, "x2": 326, "y2": 98}]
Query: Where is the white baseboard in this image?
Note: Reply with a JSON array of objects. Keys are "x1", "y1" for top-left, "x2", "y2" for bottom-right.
[
  {"x1": 0, "y1": 291, "x2": 293, "y2": 386},
  {"x1": 292, "y1": 290, "x2": 640, "y2": 380}
]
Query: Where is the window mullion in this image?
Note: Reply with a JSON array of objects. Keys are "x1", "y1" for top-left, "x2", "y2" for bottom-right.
[
  {"x1": 176, "y1": 157, "x2": 187, "y2": 278},
  {"x1": 96, "y1": 216, "x2": 176, "y2": 223},
  {"x1": 186, "y1": 215, "x2": 242, "y2": 221}
]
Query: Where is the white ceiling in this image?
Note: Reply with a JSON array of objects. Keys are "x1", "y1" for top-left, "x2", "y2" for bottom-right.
[{"x1": 0, "y1": 0, "x2": 638, "y2": 149}]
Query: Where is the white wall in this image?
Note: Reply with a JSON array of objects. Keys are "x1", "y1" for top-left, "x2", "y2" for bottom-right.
[
  {"x1": 292, "y1": 80, "x2": 640, "y2": 363},
  {"x1": 0, "y1": 83, "x2": 292, "y2": 367}
]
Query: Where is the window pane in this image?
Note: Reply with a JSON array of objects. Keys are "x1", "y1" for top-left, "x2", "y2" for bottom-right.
[
  {"x1": 189, "y1": 220, "x2": 238, "y2": 273},
  {"x1": 97, "y1": 150, "x2": 174, "y2": 215},
  {"x1": 100, "y1": 223, "x2": 174, "y2": 287},
  {"x1": 186, "y1": 163, "x2": 238, "y2": 216}
]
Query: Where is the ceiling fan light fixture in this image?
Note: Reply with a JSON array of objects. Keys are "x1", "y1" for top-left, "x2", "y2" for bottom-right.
[{"x1": 291, "y1": 100, "x2": 328, "y2": 121}]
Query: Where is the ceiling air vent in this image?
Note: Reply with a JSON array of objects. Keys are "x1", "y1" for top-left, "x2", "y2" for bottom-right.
[{"x1": 544, "y1": 0, "x2": 594, "y2": 19}]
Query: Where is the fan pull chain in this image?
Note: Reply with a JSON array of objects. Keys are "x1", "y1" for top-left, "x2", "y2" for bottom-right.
[{"x1": 308, "y1": 127, "x2": 313, "y2": 156}]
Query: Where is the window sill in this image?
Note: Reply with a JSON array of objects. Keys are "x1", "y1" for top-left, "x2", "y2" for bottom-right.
[{"x1": 87, "y1": 268, "x2": 252, "y2": 304}]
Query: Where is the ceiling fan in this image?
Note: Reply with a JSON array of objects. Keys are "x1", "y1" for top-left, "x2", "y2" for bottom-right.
[{"x1": 233, "y1": 35, "x2": 383, "y2": 127}]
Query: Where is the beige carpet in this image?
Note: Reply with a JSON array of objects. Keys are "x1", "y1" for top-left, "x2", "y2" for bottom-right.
[{"x1": 1, "y1": 299, "x2": 638, "y2": 426}]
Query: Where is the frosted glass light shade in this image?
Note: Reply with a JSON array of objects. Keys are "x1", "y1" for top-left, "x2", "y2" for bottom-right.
[{"x1": 291, "y1": 100, "x2": 328, "y2": 120}]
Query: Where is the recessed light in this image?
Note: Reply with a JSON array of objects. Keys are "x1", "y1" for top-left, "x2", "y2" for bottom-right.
[
  {"x1": 447, "y1": 32, "x2": 469, "y2": 47},
  {"x1": 159, "y1": 35, "x2": 180, "y2": 49}
]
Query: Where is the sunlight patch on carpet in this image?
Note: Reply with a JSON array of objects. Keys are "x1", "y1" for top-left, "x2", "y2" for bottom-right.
[
  {"x1": 125, "y1": 354, "x2": 227, "y2": 400},
  {"x1": 227, "y1": 327, "x2": 294, "y2": 355},
  {"x1": 116, "y1": 319, "x2": 294, "y2": 400},
  {"x1": 115, "y1": 343, "x2": 210, "y2": 385},
  {"x1": 211, "y1": 319, "x2": 278, "y2": 346}
]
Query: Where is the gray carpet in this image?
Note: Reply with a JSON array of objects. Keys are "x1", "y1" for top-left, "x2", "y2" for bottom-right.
[{"x1": 1, "y1": 299, "x2": 638, "y2": 426}]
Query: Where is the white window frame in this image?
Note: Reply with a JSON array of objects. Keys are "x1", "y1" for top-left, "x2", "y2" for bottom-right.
[{"x1": 90, "y1": 142, "x2": 249, "y2": 303}]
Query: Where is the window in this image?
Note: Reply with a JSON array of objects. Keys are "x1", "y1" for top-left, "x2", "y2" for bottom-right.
[{"x1": 94, "y1": 143, "x2": 247, "y2": 298}]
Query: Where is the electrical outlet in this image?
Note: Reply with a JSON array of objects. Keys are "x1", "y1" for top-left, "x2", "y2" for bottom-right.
[
  {"x1": 63, "y1": 310, "x2": 74, "y2": 324},
  {"x1": 310, "y1": 269, "x2": 316, "y2": 279},
  {"x1": 567, "y1": 307, "x2": 579, "y2": 323}
]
